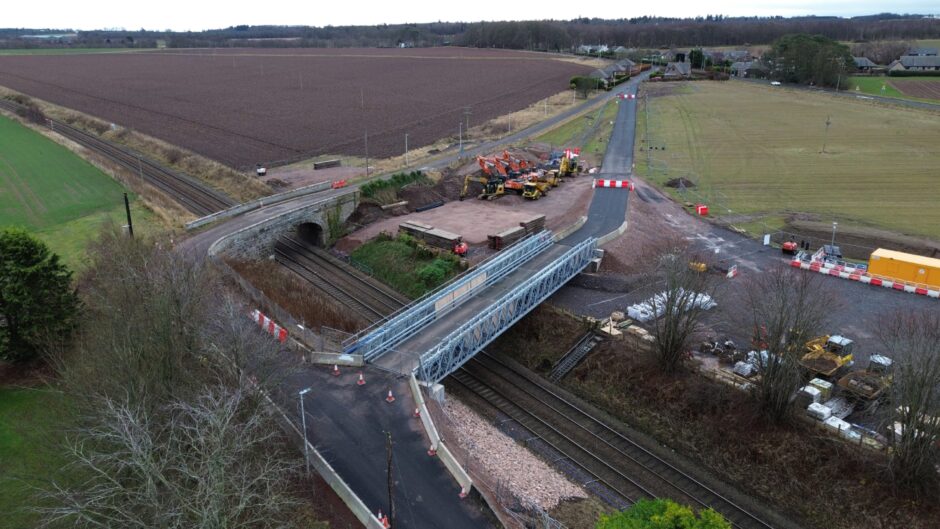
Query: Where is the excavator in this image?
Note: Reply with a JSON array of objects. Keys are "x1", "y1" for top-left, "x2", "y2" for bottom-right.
[{"x1": 460, "y1": 174, "x2": 505, "y2": 200}]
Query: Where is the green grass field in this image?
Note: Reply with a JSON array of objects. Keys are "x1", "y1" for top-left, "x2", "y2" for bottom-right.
[
  {"x1": 0, "y1": 114, "x2": 156, "y2": 268},
  {"x1": 0, "y1": 388, "x2": 74, "y2": 529},
  {"x1": 636, "y1": 81, "x2": 940, "y2": 240},
  {"x1": 847, "y1": 76, "x2": 905, "y2": 98}
]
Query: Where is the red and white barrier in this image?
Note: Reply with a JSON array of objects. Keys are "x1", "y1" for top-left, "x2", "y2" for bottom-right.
[
  {"x1": 790, "y1": 259, "x2": 940, "y2": 299},
  {"x1": 618, "y1": 93, "x2": 637, "y2": 100},
  {"x1": 331, "y1": 179, "x2": 348, "y2": 189},
  {"x1": 593, "y1": 179, "x2": 634, "y2": 190},
  {"x1": 250, "y1": 309, "x2": 289, "y2": 342}
]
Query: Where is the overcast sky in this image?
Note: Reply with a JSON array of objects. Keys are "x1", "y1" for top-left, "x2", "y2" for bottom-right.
[{"x1": 9, "y1": 1, "x2": 938, "y2": 32}]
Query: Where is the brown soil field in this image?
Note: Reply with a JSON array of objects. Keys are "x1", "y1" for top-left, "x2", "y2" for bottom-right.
[
  {"x1": 889, "y1": 78, "x2": 940, "y2": 100},
  {"x1": 0, "y1": 48, "x2": 592, "y2": 168}
]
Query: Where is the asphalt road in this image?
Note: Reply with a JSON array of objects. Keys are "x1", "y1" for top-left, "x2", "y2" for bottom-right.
[{"x1": 560, "y1": 84, "x2": 638, "y2": 244}]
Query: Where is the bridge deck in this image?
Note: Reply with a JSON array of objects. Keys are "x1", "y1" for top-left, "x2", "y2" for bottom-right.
[{"x1": 374, "y1": 243, "x2": 574, "y2": 374}]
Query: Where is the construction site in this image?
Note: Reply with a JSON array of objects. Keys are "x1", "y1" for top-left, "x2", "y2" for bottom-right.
[{"x1": 3, "y1": 41, "x2": 939, "y2": 529}]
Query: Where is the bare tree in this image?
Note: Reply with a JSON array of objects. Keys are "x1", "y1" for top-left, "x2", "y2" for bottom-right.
[
  {"x1": 740, "y1": 266, "x2": 834, "y2": 422},
  {"x1": 37, "y1": 385, "x2": 301, "y2": 529},
  {"x1": 646, "y1": 247, "x2": 719, "y2": 372},
  {"x1": 42, "y1": 226, "x2": 306, "y2": 528},
  {"x1": 877, "y1": 310, "x2": 940, "y2": 495}
]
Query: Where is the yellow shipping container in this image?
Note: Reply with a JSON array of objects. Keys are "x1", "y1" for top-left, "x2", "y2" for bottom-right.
[{"x1": 867, "y1": 249, "x2": 940, "y2": 288}]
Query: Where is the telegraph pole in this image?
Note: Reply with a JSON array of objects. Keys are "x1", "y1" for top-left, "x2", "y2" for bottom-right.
[
  {"x1": 458, "y1": 122, "x2": 463, "y2": 159},
  {"x1": 821, "y1": 115, "x2": 832, "y2": 154},
  {"x1": 123, "y1": 193, "x2": 134, "y2": 237},
  {"x1": 404, "y1": 133, "x2": 409, "y2": 167},
  {"x1": 386, "y1": 431, "x2": 395, "y2": 528},
  {"x1": 365, "y1": 128, "x2": 370, "y2": 176}
]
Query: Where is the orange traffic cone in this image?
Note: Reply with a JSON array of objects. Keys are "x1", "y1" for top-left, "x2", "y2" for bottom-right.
[
  {"x1": 332, "y1": 364, "x2": 341, "y2": 377},
  {"x1": 357, "y1": 372, "x2": 366, "y2": 386},
  {"x1": 386, "y1": 389, "x2": 396, "y2": 403},
  {"x1": 413, "y1": 407, "x2": 421, "y2": 418},
  {"x1": 382, "y1": 515, "x2": 391, "y2": 529},
  {"x1": 459, "y1": 487, "x2": 469, "y2": 499},
  {"x1": 427, "y1": 445, "x2": 437, "y2": 457}
]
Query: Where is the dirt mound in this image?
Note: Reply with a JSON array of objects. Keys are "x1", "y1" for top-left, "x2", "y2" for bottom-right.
[
  {"x1": 665, "y1": 177, "x2": 696, "y2": 188},
  {"x1": 432, "y1": 167, "x2": 466, "y2": 201},
  {"x1": 347, "y1": 202, "x2": 387, "y2": 228},
  {"x1": 784, "y1": 218, "x2": 940, "y2": 261},
  {"x1": 399, "y1": 184, "x2": 446, "y2": 211}
]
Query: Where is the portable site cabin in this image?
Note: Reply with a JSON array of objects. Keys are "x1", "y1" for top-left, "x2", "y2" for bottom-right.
[{"x1": 867, "y1": 249, "x2": 940, "y2": 288}]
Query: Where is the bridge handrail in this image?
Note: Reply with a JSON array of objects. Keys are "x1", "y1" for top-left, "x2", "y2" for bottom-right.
[
  {"x1": 344, "y1": 231, "x2": 554, "y2": 359},
  {"x1": 417, "y1": 237, "x2": 598, "y2": 383}
]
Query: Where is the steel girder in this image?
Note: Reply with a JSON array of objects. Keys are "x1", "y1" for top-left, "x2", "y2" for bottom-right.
[
  {"x1": 417, "y1": 237, "x2": 598, "y2": 384},
  {"x1": 345, "y1": 231, "x2": 554, "y2": 359}
]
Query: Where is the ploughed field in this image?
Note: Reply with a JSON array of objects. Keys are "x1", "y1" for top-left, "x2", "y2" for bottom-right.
[
  {"x1": 0, "y1": 48, "x2": 591, "y2": 168},
  {"x1": 889, "y1": 78, "x2": 940, "y2": 101}
]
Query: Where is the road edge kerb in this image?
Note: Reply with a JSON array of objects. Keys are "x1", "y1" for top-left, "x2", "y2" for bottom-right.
[
  {"x1": 408, "y1": 374, "x2": 473, "y2": 496},
  {"x1": 187, "y1": 180, "x2": 333, "y2": 230},
  {"x1": 596, "y1": 220, "x2": 629, "y2": 246},
  {"x1": 553, "y1": 215, "x2": 588, "y2": 242}
]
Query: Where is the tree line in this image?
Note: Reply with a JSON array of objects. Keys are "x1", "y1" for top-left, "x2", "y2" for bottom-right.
[{"x1": 2, "y1": 14, "x2": 939, "y2": 50}]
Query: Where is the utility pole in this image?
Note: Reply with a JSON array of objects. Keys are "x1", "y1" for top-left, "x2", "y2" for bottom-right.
[
  {"x1": 821, "y1": 115, "x2": 832, "y2": 154},
  {"x1": 645, "y1": 90, "x2": 651, "y2": 172},
  {"x1": 298, "y1": 388, "x2": 312, "y2": 475},
  {"x1": 830, "y1": 221, "x2": 838, "y2": 251},
  {"x1": 365, "y1": 128, "x2": 370, "y2": 177},
  {"x1": 386, "y1": 431, "x2": 395, "y2": 529},
  {"x1": 123, "y1": 193, "x2": 134, "y2": 237},
  {"x1": 458, "y1": 122, "x2": 463, "y2": 159},
  {"x1": 463, "y1": 106, "x2": 472, "y2": 134},
  {"x1": 404, "y1": 133, "x2": 409, "y2": 167}
]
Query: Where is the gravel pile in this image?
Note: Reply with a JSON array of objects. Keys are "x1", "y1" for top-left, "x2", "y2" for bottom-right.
[{"x1": 443, "y1": 397, "x2": 587, "y2": 509}]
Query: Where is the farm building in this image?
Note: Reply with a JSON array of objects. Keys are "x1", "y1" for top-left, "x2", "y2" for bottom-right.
[
  {"x1": 663, "y1": 62, "x2": 692, "y2": 79},
  {"x1": 853, "y1": 57, "x2": 877, "y2": 71},
  {"x1": 730, "y1": 61, "x2": 769, "y2": 78},
  {"x1": 906, "y1": 47, "x2": 939, "y2": 56},
  {"x1": 889, "y1": 56, "x2": 940, "y2": 72}
]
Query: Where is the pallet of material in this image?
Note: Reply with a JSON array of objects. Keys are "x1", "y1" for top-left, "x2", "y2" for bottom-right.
[
  {"x1": 313, "y1": 159, "x2": 342, "y2": 170},
  {"x1": 488, "y1": 226, "x2": 526, "y2": 250},
  {"x1": 399, "y1": 222, "x2": 460, "y2": 249},
  {"x1": 519, "y1": 214, "x2": 546, "y2": 234}
]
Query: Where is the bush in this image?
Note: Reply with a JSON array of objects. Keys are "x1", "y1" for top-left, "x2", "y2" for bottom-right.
[
  {"x1": 596, "y1": 498, "x2": 731, "y2": 529},
  {"x1": 888, "y1": 70, "x2": 940, "y2": 77},
  {"x1": 360, "y1": 170, "x2": 428, "y2": 199},
  {"x1": 417, "y1": 258, "x2": 455, "y2": 287}
]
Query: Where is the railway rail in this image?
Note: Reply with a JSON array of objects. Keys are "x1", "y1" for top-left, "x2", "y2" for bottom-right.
[
  {"x1": 0, "y1": 98, "x2": 235, "y2": 216},
  {"x1": 274, "y1": 235, "x2": 407, "y2": 324},
  {"x1": 452, "y1": 351, "x2": 776, "y2": 529}
]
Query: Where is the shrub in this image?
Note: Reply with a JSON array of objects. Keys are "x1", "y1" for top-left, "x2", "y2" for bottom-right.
[{"x1": 595, "y1": 498, "x2": 731, "y2": 529}]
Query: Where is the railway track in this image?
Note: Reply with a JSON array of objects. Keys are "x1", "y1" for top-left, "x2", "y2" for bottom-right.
[
  {"x1": 452, "y1": 351, "x2": 776, "y2": 529},
  {"x1": 274, "y1": 235, "x2": 407, "y2": 324},
  {"x1": 0, "y1": 99, "x2": 235, "y2": 216}
]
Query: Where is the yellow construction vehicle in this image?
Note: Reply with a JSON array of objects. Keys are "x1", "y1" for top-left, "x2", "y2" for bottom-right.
[
  {"x1": 801, "y1": 335, "x2": 854, "y2": 377},
  {"x1": 559, "y1": 156, "x2": 582, "y2": 177},
  {"x1": 537, "y1": 170, "x2": 561, "y2": 187},
  {"x1": 460, "y1": 174, "x2": 505, "y2": 201},
  {"x1": 522, "y1": 179, "x2": 551, "y2": 200}
]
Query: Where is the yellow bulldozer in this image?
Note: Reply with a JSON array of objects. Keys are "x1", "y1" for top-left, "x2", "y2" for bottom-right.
[{"x1": 522, "y1": 179, "x2": 551, "y2": 200}]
